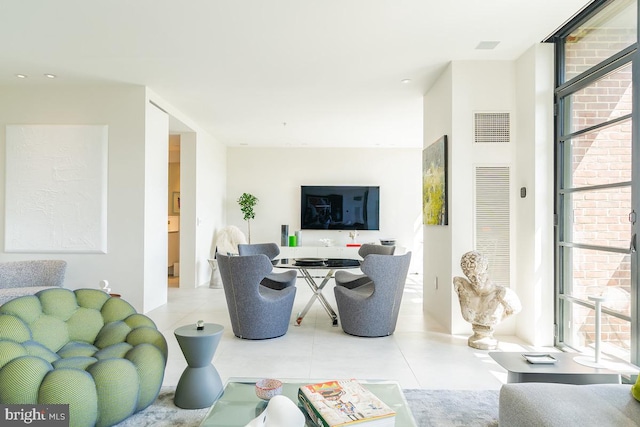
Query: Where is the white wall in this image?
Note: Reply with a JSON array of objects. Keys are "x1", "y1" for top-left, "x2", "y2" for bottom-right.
[
  {"x1": 226, "y1": 147, "x2": 423, "y2": 273},
  {"x1": 179, "y1": 133, "x2": 198, "y2": 288},
  {"x1": 0, "y1": 84, "x2": 148, "y2": 309},
  {"x1": 424, "y1": 60, "x2": 519, "y2": 335},
  {"x1": 451, "y1": 60, "x2": 517, "y2": 335},
  {"x1": 193, "y1": 131, "x2": 228, "y2": 286},
  {"x1": 423, "y1": 51, "x2": 556, "y2": 345},
  {"x1": 423, "y1": 64, "x2": 454, "y2": 331},
  {"x1": 514, "y1": 43, "x2": 555, "y2": 346},
  {"x1": 143, "y1": 101, "x2": 169, "y2": 312}
]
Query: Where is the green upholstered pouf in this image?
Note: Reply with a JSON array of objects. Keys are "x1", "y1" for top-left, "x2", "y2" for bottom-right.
[{"x1": 0, "y1": 288, "x2": 167, "y2": 427}]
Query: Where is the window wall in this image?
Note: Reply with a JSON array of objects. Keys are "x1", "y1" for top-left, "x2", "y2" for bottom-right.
[{"x1": 551, "y1": 0, "x2": 638, "y2": 363}]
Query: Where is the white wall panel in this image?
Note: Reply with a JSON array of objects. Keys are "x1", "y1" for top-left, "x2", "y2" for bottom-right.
[{"x1": 5, "y1": 125, "x2": 108, "y2": 253}]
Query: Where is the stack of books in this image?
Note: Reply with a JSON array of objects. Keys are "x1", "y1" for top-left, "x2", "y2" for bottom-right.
[{"x1": 298, "y1": 379, "x2": 396, "y2": 426}]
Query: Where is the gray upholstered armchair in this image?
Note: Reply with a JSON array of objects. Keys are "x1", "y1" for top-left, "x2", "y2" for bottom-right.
[
  {"x1": 217, "y1": 254, "x2": 297, "y2": 339},
  {"x1": 237, "y1": 243, "x2": 297, "y2": 290},
  {"x1": 0, "y1": 260, "x2": 67, "y2": 306},
  {"x1": 334, "y1": 252, "x2": 411, "y2": 337},
  {"x1": 334, "y1": 244, "x2": 396, "y2": 290}
]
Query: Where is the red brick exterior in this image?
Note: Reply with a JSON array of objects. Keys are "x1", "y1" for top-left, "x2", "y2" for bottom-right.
[{"x1": 562, "y1": 28, "x2": 634, "y2": 357}]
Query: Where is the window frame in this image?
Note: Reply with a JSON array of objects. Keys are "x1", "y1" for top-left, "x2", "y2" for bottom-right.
[{"x1": 548, "y1": 0, "x2": 639, "y2": 364}]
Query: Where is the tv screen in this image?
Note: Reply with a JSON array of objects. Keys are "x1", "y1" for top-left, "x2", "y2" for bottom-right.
[{"x1": 301, "y1": 186, "x2": 380, "y2": 230}]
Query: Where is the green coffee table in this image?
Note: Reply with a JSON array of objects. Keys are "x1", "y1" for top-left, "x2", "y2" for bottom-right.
[{"x1": 200, "y1": 378, "x2": 417, "y2": 426}]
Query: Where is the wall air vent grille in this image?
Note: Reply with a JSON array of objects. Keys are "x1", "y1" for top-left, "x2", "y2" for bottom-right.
[
  {"x1": 474, "y1": 112, "x2": 510, "y2": 143},
  {"x1": 475, "y1": 166, "x2": 510, "y2": 288}
]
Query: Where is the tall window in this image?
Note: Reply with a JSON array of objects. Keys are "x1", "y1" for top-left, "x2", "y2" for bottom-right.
[{"x1": 550, "y1": 0, "x2": 638, "y2": 364}]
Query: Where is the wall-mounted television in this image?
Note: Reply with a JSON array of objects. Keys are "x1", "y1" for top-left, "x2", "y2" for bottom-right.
[{"x1": 301, "y1": 185, "x2": 380, "y2": 230}]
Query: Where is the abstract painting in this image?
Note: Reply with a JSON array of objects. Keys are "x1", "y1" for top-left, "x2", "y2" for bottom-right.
[{"x1": 423, "y1": 135, "x2": 448, "y2": 225}]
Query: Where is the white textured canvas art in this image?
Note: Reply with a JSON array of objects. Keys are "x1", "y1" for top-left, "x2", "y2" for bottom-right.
[{"x1": 5, "y1": 125, "x2": 108, "y2": 253}]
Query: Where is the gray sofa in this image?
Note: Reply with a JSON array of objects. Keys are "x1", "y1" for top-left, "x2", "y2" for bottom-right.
[
  {"x1": 499, "y1": 383, "x2": 640, "y2": 426},
  {"x1": 0, "y1": 260, "x2": 67, "y2": 305}
]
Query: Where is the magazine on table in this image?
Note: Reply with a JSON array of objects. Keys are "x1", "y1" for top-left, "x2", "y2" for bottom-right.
[
  {"x1": 522, "y1": 353, "x2": 557, "y2": 364},
  {"x1": 298, "y1": 379, "x2": 396, "y2": 427}
]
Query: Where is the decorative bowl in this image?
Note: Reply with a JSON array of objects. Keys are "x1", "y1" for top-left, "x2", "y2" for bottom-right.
[
  {"x1": 319, "y1": 238, "x2": 334, "y2": 247},
  {"x1": 380, "y1": 239, "x2": 396, "y2": 246},
  {"x1": 255, "y1": 378, "x2": 283, "y2": 400}
]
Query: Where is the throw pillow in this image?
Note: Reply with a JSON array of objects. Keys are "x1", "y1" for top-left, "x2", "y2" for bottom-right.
[{"x1": 632, "y1": 374, "x2": 640, "y2": 402}]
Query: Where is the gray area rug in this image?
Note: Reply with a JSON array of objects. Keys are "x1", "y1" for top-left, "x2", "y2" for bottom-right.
[
  {"x1": 115, "y1": 387, "x2": 499, "y2": 426},
  {"x1": 403, "y1": 389, "x2": 499, "y2": 427},
  {"x1": 113, "y1": 387, "x2": 208, "y2": 427}
]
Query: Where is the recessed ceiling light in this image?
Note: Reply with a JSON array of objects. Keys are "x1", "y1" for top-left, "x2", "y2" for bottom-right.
[
  {"x1": 15, "y1": 74, "x2": 27, "y2": 79},
  {"x1": 401, "y1": 79, "x2": 412, "y2": 84},
  {"x1": 476, "y1": 41, "x2": 500, "y2": 50},
  {"x1": 44, "y1": 74, "x2": 56, "y2": 79}
]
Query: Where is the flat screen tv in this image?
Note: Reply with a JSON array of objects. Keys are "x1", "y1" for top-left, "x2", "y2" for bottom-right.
[{"x1": 301, "y1": 185, "x2": 380, "y2": 230}]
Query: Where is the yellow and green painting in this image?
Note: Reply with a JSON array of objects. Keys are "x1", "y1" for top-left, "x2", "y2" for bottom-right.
[{"x1": 423, "y1": 135, "x2": 448, "y2": 225}]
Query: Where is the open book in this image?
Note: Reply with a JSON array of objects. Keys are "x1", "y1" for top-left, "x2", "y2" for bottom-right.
[{"x1": 298, "y1": 379, "x2": 395, "y2": 427}]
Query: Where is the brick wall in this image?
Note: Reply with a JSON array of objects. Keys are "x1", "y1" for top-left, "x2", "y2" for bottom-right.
[{"x1": 563, "y1": 28, "x2": 633, "y2": 355}]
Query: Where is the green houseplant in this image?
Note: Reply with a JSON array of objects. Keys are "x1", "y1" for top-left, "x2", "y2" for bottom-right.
[{"x1": 237, "y1": 192, "x2": 258, "y2": 243}]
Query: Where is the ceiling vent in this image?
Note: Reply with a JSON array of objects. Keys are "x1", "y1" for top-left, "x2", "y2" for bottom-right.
[{"x1": 474, "y1": 112, "x2": 510, "y2": 144}]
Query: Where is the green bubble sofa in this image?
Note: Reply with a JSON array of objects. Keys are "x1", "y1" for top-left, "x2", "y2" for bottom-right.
[{"x1": 0, "y1": 288, "x2": 168, "y2": 427}]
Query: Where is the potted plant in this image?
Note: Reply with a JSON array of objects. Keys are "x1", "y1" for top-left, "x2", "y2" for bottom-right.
[{"x1": 237, "y1": 192, "x2": 258, "y2": 243}]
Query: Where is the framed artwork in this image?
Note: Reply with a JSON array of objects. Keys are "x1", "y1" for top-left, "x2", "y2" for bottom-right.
[
  {"x1": 172, "y1": 192, "x2": 181, "y2": 214},
  {"x1": 422, "y1": 135, "x2": 448, "y2": 225}
]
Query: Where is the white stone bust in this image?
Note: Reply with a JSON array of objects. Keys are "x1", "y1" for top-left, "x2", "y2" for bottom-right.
[{"x1": 453, "y1": 251, "x2": 521, "y2": 349}]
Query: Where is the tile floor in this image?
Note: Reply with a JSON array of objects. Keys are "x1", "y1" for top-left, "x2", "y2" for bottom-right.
[{"x1": 149, "y1": 274, "x2": 548, "y2": 390}]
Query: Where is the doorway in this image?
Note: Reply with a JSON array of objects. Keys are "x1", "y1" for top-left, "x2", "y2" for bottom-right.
[{"x1": 168, "y1": 134, "x2": 181, "y2": 287}]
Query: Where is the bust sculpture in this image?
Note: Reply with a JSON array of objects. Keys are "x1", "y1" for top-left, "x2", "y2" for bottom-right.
[{"x1": 453, "y1": 251, "x2": 521, "y2": 350}]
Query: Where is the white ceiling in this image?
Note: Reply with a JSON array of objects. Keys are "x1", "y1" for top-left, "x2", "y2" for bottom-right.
[{"x1": 0, "y1": 0, "x2": 591, "y2": 148}]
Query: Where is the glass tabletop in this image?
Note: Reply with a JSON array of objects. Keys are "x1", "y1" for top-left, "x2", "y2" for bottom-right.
[
  {"x1": 200, "y1": 378, "x2": 417, "y2": 426},
  {"x1": 274, "y1": 258, "x2": 361, "y2": 269}
]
